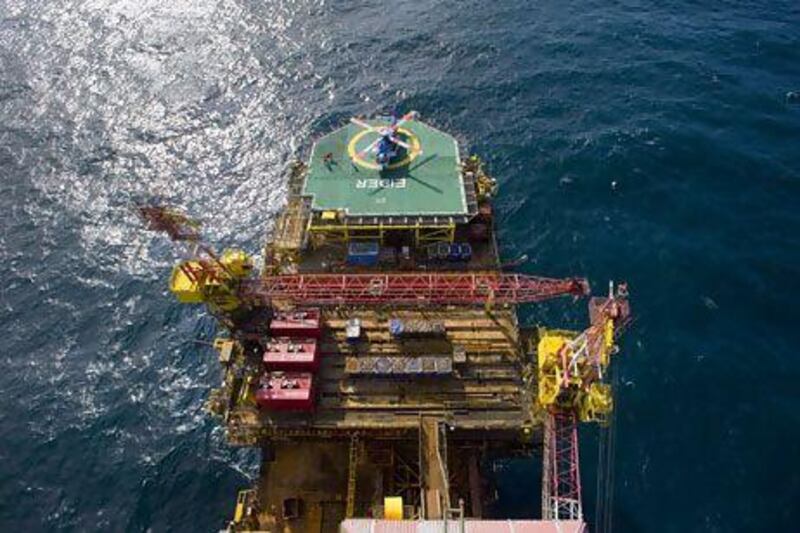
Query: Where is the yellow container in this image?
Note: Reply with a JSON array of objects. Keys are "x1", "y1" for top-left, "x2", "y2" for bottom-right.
[{"x1": 384, "y1": 496, "x2": 403, "y2": 520}]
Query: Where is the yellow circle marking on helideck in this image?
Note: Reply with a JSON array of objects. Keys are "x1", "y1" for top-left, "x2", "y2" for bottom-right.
[{"x1": 347, "y1": 127, "x2": 422, "y2": 170}]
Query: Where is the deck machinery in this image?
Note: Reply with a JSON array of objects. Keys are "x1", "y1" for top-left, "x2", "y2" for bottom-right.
[{"x1": 139, "y1": 113, "x2": 630, "y2": 532}]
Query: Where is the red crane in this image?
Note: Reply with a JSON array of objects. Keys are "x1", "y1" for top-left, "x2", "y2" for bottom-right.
[
  {"x1": 136, "y1": 203, "x2": 589, "y2": 307},
  {"x1": 240, "y1": 272, "x2": 589, "y2": 306}
]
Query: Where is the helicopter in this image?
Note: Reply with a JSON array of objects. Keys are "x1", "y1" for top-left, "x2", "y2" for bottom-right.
[{"x1": 350, "y1": 109, "x2": 417, "y2": 169}]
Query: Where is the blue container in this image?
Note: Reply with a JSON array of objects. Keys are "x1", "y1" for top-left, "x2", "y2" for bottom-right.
[
  {"x1": 447, "y1": 243, "x2": 461, "y2": 261},
  {"x1": 459, "y1": 243, "x2": 473, "y2": 261},
  {"x1": 347, "y1": 241, "x2": 380, "y2": 266},
  {"x1": 389, "y1": 319, "x2": 404, "y2": 337},
  {"x1": 436, "y1": 242, "x2": 450, "y2": 260}
]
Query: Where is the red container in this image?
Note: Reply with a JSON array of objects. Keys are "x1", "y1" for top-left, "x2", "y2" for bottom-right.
[
  {"x1": 263, "y1": 338, "x2": 319, "y2": 372},
  {"x1": 255, "y1": 372, "x2": 315, "y2": 412},
  {"x1": 270, "y1": 308, "x2": 321, "y2": 338}
]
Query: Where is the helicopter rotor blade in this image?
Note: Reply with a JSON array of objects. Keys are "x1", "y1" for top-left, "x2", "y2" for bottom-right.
[
  {"x1": 390, "y1": 136, "x2": 411, "y2": 150},
  {"x1": 350, "y1": 117, "x2": 376, "y2": 131},
  {"x1": 391, "y1": 111, "x2": 417, "y2": 132},
  {"x1": 357, "y1": 137, "x2": 381, "y2": 158}
]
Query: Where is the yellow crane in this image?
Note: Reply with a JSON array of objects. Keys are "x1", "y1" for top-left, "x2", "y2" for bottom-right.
[{"x1": 537, "y1": 282, "x2": 631, "y2": 520}]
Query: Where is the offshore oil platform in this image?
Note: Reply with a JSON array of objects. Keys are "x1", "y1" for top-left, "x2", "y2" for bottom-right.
[{"x1": 138, "y1": 110, "x2": 631, "y2": 532}]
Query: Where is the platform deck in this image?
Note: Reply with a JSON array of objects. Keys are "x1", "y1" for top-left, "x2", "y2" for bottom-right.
[{"x1": 227, "y1": 308, "x2": 535, "y2": 438}]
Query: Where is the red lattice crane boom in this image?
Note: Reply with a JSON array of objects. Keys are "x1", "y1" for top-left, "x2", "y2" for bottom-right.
[
  {"x1": 544, "y1": 411, "x2": 583, "y2": 520},
  {"x1": 136, "y1": 204, "x2": 201, "y2": 242},
  {"x1": 240, "y1": 272, "x2": 590, "y2": 306},
  {"x1": 136, "y1": 203, "x2": 236, "y2": 278}
]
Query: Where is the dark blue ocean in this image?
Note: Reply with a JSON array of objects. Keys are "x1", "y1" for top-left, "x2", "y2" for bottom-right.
[{"x1": 2, "y1": 1, "x2": 799, "y2": 531}]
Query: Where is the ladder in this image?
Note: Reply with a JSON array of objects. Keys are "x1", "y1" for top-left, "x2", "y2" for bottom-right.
[{"x1": 346, "y1": 434, "x2": 360, "y2": 518}]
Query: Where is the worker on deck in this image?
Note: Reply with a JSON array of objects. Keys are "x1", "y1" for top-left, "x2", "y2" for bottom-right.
[{"x1": 323, "y1": 151, "x2": 336, "y2": 170}]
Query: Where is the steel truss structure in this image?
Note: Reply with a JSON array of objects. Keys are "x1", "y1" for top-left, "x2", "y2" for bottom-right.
[
  {"x1": 241, "y1": 272, "x2": 589, "y2": 306},
  {"x1": 544, "y1": 411, "x2": 583, "y2": 521}
]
